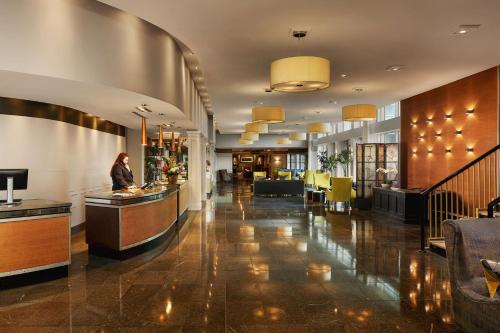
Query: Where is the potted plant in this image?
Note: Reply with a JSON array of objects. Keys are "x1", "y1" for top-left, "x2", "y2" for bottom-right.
[
  {"x1": 376, "y1": 167, "x2": 398, "y2": 189},
  {"x1": 162, "y1": 156, "x2": 180, "y2": 184},
  {"x1": 317, "y1": 151, "x2": 338, "y2": 174},
  {"x1": 337, "y1": 149, "x2": 353, "y2": 176}
]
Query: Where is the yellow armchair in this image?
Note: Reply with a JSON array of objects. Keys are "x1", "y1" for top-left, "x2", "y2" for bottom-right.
[
  {"x1": 314, "y1": 172, "x2": 331, "y2": 190},
  {"x1": 326, "y1": 177, "x2": 354, "y2": 210},
  {"x1": 253, "y1": 171, "x2": 267, "y2": 180},
  {"x1": 304, "y1": 170, "x2": 314, "y2": 187},
  {"x1": 277, "y1": 171, "x2": 292, "y2": 180}
]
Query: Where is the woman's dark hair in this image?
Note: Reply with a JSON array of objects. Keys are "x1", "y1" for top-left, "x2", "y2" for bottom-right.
[{"x1": 110, "y1": 152, "x2": 129, "y2": 176}]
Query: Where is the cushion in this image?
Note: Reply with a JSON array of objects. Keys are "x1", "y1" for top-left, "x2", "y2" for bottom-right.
[
  {"x1": 480, "y1": 259, "x2": 500, "y2": 298},
  {"x1": 255, "y1": 176, "x2": 266, "y2": 181},
  {"x1": 278, "y1": 175, "x2": 288, "y2": 180},
  {"x1": 481, "y1": 259, "x2": 500, "y2": 279}
]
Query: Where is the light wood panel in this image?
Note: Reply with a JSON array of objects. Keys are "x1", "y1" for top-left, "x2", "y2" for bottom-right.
[
  {"x1": 179, "y1": 182, "x2": 189, "y2": 215},
  {"x1": 121, "y1": 194, "x2": 177, "y2": 248},
  {"x1": 0, "y1": 216, "x2": 69, "y2": 274}
]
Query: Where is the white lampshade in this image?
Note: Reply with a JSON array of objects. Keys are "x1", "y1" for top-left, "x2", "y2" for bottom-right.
[
  {"x1": 252, "y1": 106, "x2": 285, "y2": 123},
  {"x1": 307, "y1": 122, "x2": 332, "y2": 134},
  {"x1": 241, "y1": 132, "x2": 259, "y2": 141},
  {"x1": 276, "y1": 137, "x2": 292, "y2": 145},
  {"x1": 288, "y1": 132, "x2": 307, "y2": 141},
  {"x1": 245, "y1": 122, "x2": 268, "y2": 134},
  {"x1": 239, "y1": 139, "x2": 253, "y2": 145},
  {"x1": 342, "y1": 104, "x2": 377, "y2": 121},
  {"x1": 270, "y1": 56, "x2": 330, "y2": 92}
]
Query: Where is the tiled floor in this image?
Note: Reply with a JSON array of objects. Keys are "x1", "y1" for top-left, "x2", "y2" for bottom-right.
[{"x1": 0, "y1": 183, "x2": 460, "y2": 332}]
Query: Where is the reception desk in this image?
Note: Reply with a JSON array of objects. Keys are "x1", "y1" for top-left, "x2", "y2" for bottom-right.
[
  {"x1": 177, "y1": 180, "x2": 189, "y2": 222},
  {"x1": 0, "y1": 200, "x2": 71, "y2": 279},
  {"x1": 85, "y1": 186, "x2": 178, "y2": 256}
]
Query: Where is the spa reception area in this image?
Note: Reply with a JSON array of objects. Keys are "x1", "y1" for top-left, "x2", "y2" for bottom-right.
[{"x1": 1, "y1": 1, "x2": 500, "y2": 332}]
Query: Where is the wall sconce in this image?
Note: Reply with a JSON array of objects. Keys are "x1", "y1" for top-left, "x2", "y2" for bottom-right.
[
  {"x1": 455, "y1": 129, "x2": 463, "y2": 135},
  {"x1": 410, "y1": 121, "x2": 417, "y2": 127},
  {"x1": 427, "y1": 148, "x2": 433, "y2": 154},
  {"x1": 417, "y1": 134, "x2": 425, "y2": 141},
  {"x1": 445, "y1": 148, "x2": 452, "y2": 153},
  {"x1": 412, "y1": 148, "x2": 418, "y2": 155},
  {"x1": 465, "y1": 108, "x2": 475, "y2": 115},
  {"x1": 465, "y1": 147, "x2": 474, "y2": 152},
  {"x1": 426, "y1": 118, "x2": 433, "y2": 124},
  {"x1": 434, "y1": 132, "x2": 442, "y2": 138},
  {"x1": 444, "y1": 114, "x2": 452, "y2": 120}
]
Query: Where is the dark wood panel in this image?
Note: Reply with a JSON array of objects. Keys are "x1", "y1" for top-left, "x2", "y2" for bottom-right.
[
  {"x1": 0, "y1": 97, "x2": 126, "y2": 136},
  {"x1": 121, "y1": 194, "x2": 177, "y2": 248},
  {"x1": 0, "y1": 216, "x2": 69, "y2": 273},
  {"x1": 85, "y1": 206, "x2": 120, "y2": 250}
]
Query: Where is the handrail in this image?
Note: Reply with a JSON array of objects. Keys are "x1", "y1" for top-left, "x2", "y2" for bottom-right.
[
  {"x1": 487, "y1": 196, "x2": 500, "y2": 218},
  {"x1": 421, "y1": 144, "x2": 500, "y2": 195}
]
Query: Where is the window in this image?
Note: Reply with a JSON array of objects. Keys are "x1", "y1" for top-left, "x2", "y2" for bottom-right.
[
  {"x1": 379, "y1": 130, "x2": 400, "y2": 143},
  {"x1": 377, "y1": 102, "x2": 400, "y2": 121},
  {"x1": 287, "y1": 153, "x2": 306, "y2": 170}
]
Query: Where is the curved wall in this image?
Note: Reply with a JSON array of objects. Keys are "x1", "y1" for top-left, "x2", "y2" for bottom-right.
[{"x1": 0, "y1": 0, "x2": 189, "y2": 115}]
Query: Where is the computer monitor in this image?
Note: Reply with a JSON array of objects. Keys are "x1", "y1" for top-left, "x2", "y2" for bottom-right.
[{"x1": 0, "y1": 169, "x2": 28, "y2": 206}]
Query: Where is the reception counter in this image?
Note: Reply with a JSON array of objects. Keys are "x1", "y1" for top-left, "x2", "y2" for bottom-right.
[
  {"x1": 0, "y1": 200, "x2": 71, "y2": 279},
  {"x1": 177, "y1": 180, "x2": 189, "y2": 222},
  {"x1": 85, "y1": 186, "x2": 179, "y2": 257}
]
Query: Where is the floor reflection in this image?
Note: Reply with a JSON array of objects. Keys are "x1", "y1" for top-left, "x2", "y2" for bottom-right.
[{"x1": 0, "y1": 182, "x2": 459, "y2": 332}]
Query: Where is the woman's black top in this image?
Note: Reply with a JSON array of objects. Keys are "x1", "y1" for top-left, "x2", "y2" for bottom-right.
[{"x1": 111, "y1": 163, "x2": 134, "y2": 191}]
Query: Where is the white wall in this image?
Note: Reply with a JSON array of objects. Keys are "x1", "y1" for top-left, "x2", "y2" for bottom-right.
[
  {"x1": 215, "y1": 153, "x2": 232, "y2": 173},
  {"x1": 0, "y1": 114, "x2": 126, "y2": 227}
]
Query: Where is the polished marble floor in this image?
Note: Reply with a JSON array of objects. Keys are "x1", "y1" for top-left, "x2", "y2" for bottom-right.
[{"x1": 0, "y1": 183, "x2": 460, "y2": 332}]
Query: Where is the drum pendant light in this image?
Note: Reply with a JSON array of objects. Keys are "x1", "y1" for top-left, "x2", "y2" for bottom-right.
[
  {"x1": 141, "y1": 117, "x2": 147, "y2": 146},
  {"x1": 245, "y1": 122, "x2": 268, "y2": 134},
  {"x1": 307, "y1": 122, "x2": 332, "y2": 134},
  {"x1": 269, "y1": 31, "x2": 330, "y2": 92},
  {"x1": 158, "y1": 126, "x2": 164, "y2": 148},
  {"x1": 342, "y1": 104, "x2": 377, "y2": 121},
  {"x1": 239, "y1": 139, "x2": 253, "y2": 145},
  {"x1": 241, "y1": 132, "x2": 259, "y2": 141},
  {"x1": 276, "y1": 137, "x2": 292, "y2": 145},
  {"x1": 252, "y1": 106, "x2": 285, "y2": 123},
  {"x1": 289, "y1": 132, "x2": 307, "y2": 141}
]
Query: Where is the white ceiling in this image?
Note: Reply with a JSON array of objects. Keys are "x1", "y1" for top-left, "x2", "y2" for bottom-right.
[
  {"x1": 0, "y1": 70, "x2": 190, "y2": 135},
  {"x1": 100, "y1": 0, "x2": 500, "y2": 133}
]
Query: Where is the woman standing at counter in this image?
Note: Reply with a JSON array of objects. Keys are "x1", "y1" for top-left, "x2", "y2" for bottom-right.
[{"x1": 110, "y1": 153, "x2": 135, "y2": 190}]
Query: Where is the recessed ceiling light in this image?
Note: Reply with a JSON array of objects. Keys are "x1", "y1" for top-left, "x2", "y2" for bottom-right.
[
  {"x1": 453, "y1": 24, "x2": 481, "y2": 35},
  {"x1": 353, "y1": 88, "x2": 364, "y2": 92},
  {"x1": 158, "y1": 113, "x2": 165, "y2": 116},
  {"x1": 386, "y1": 65, "x2": 404, "y2": 72},
  {"x1": 340, "y1": 73, "x2": 349, "y2": 78},
  {"x1": 264, "y1": 88, "x2": 273, "y2": 93}
]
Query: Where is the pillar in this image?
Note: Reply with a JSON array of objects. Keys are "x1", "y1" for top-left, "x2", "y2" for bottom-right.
[
  {"x1": 126, "y1": 129, "x2": 145, "y2": 185},
  {"x1": 187, "y1": 131, "x2": 202, "y2": 211}
]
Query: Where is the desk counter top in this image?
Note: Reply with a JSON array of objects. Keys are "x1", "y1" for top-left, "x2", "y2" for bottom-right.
[
  {"x1": 85, "y1": 186, "x2": 178, "y2": 206},
  {"x1": 0, "y1": 199, "x2": 71, "y2": 221}
]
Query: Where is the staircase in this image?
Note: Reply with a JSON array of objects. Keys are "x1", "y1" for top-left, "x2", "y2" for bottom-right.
[{"x1": 419, "y1": 144, "x2": 500, "y2": 252}]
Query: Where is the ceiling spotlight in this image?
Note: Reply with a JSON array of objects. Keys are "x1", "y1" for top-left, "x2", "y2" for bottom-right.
[
  {"x1": 158, "y1": 113, "x2": 165, "y2": 116},
  {"x1": 386, "y1": 65, "x2": 404, "y2": 72},
  {"x1": 353, "y1": 88, "x2": 364, "y2": 92},
  {"x1": 454, "y1": 24, "x2": 481, "y2": 35},
  {"x1": 136, "y1": 104, "x2": 152, "y2": 113},
  {"x1": 340, "y1": 73, "x2": 349, "y2": 78},
  {"x1": 264, "y1": 88, "x2": 273, "y2": 93}
]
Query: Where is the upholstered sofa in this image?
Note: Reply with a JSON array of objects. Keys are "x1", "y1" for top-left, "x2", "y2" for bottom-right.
[
  {"x1": 254, "y1": 179, "x2": 304, "y2": 196},
  {"x1": 443, "y1": 219, "x2": 500, "y2": 333}
]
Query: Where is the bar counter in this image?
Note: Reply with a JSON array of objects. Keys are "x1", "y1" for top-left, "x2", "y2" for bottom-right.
[
  {"x1": 0, "y1": 200, "x2": 71, "y2": 278},
  {"x1": 85, "y1": 186, "x2": 178, "y2": 256}
]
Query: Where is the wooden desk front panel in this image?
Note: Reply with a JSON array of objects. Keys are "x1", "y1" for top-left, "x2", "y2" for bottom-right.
[
  {"x1": 0, "y1": 216, "x2": 69, "y2": 274},
  {"x1": 179, "y1": 183, "x2": 189, "y2": 215},
  {"x1": 120, "y1": 194, "x2": 177, "y2": 248}
]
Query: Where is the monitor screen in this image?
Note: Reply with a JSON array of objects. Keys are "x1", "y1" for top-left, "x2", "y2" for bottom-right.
[{"x1": 0, "y1": 169, "x2": 28, "y2": 191}]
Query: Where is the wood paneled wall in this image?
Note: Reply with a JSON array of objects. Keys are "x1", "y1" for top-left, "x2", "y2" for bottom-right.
[{"x1": 400, "y1": 67, "x2": 499, "y2": 189}]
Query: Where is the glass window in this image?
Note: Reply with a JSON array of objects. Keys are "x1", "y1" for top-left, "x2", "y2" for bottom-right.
[
  {"x1": 377, "y1": 102, "x2": 400, "y2": 121},
  {"x1": 380, "y1": 130, "x2": 400, "y2": 143}
]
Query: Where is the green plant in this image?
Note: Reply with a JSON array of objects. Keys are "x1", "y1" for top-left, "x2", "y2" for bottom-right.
[
  {"x1": 317, "y1": 151, "x2": 338, "y2": 174},
  {"x1": 337, "y1": 149, "x2": 353, "y2": 176}
]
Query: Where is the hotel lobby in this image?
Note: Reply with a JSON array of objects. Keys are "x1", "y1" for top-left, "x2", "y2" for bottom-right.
[{"x1": 0, "y1": 1, "x2": 499, "y2": 332}]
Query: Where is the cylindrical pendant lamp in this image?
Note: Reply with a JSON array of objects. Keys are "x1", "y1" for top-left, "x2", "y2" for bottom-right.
[
  {"x1": 241, "y1": 132, "x2": 259, "y2": 141},
  {"x1": 276, "y1": 137, "x2": 292, "y2": 145},
  {"x1": 342, "y1": 104, "x2": 377, "y2": 121},
  {"x1": 245, "y1": 122, "x2": 268, "y2": 134},
  {"x1": 270, "y1": 56, "x2": 330, "y2": 92},
  {"x1": 158, "y1": 126, "x2": 164, "y2": 148},
  {"x1": 239, "y1": 139, "x2": 253, "y2": 145},
  {"x1": 141, "y1": 118, "x2": 147, "y2": 145},
  {"x1": 252, "y1": 106, "x2": 285, "y2": 123},
  {"x1": 307, "y1": 122, "x2": 332, "y2": 134},
  {"x1": 288, "y1": 132, "x2": 307, "y2": 141}
]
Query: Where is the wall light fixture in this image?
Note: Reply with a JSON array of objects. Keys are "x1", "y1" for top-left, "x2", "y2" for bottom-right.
[
  {"x1": 465, "y1": 147, "x2": 474, "y2": 152},
  {"x1": 466, "y1": 108, "x2": 475, "y2": 115},
  {"x1": 455, "y1": 129, "x2": 463, "y2": 135}
]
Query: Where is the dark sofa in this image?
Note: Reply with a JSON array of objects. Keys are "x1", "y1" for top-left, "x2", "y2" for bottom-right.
[
  {"x1": 443, "y1": 218, "x2": 500, "y2": 333},
  {"x1": 253, "y1": 179, "x2": 304, "y2": 197}
]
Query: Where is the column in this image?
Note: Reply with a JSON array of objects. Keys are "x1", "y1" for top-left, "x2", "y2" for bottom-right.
[
  {"x1": 187, "y1": 131, "x2": 202, "y2": 211},
  {"x1": 362, "y1": 121, "x2": 369, "y2": 143},
  {"x1": 201, "y1": 136, "x2": 207, "y2": 200},
  {"x1": 126, "y1": 129, "x2": 145, "y2": 185}
]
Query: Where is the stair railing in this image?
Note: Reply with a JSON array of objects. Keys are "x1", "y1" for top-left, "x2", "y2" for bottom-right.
[
  {"x1": 487, "y1": 196, "x2": 500, "y2": 218},
  {"x1": 419, "y1": 144, "x2": 500, "y2": 250}
]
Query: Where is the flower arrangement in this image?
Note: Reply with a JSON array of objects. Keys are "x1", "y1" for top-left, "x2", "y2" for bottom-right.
[
  {"x1": 162, "y1": 157, "x2": 181, "y2": 176},
  {"x1": 376, "y1": 168, "x2": 398, "y2": 188}
]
